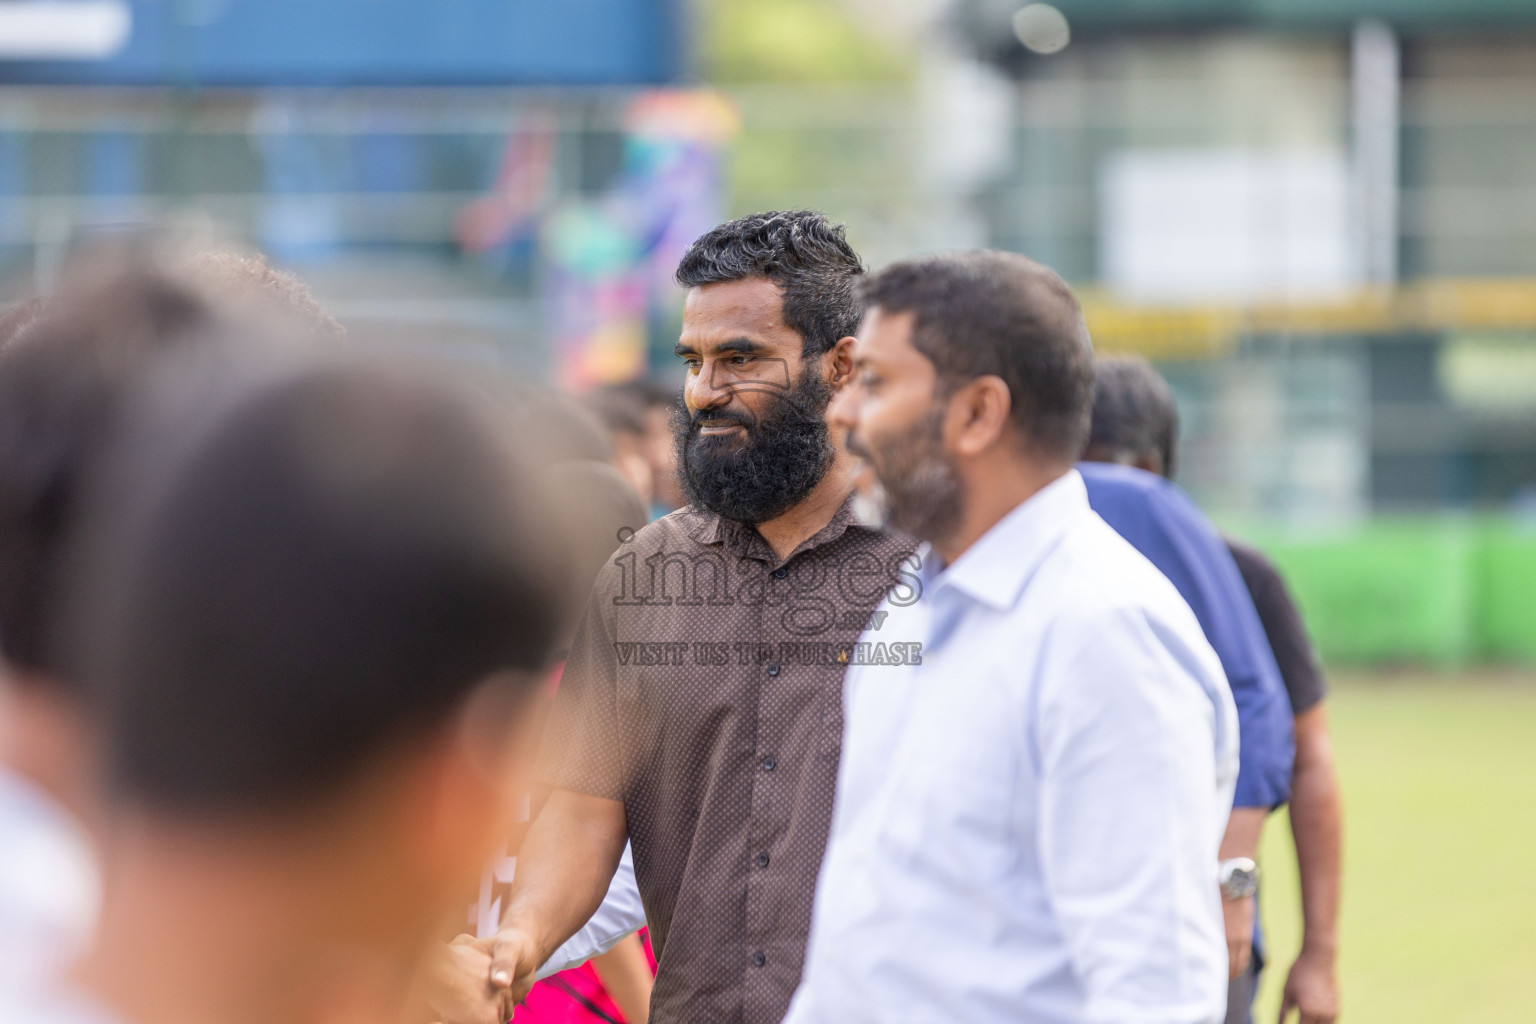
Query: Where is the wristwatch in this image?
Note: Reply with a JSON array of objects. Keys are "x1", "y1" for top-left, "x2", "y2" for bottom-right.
[{"x1": 1218, "y1": 857, "x2": 1260, "y2": 901}]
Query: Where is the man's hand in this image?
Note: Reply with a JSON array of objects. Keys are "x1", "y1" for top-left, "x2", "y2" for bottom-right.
[
  {"x1": 1279, "y1": 946, "x2": 1339, "y2": 1024},
  {"x1": 1222, "y1": 894, "x2": 1255, "y2": 978},
  {"x1": 482, "y1": 927, "x2": 542, "y2": 1015},
  {"x1": 424, "y1": 935, "x2": 510, "y2": 1024}
]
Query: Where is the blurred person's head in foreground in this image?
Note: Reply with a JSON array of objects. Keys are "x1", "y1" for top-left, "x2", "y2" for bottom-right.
[
  {"x1": 0, "y1": 271, "x2": 224, "y2": 821},
  {"x1": 503, "y1": 384, "x2": 611, "y2": 467},
  {"x1": 672, "y1": 210, "x2": 863, "y2": 524},
  {"x1": 175, "y1": 248, "x2": 347, "y2": 342},
  {"x1": 44, "y1": 352, "x2": 562, "y2": 1024},
  {"x1": 0, "y1": 273, "x2": 227, "y2": 994},
  {"x1": 832, "y1": 250, "x2": 1094, "y2": 560},
  {"x1": 0, "y1": 252, "x2": 341, "y2": 823},
  {"x1": 0, "y1": 250, "x2": 354, "y2": 1002},
  {"x1": 1081, "y1": 354, "x2": 1179, "y2": 479}
]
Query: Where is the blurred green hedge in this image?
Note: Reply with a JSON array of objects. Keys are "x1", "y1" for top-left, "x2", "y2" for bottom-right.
[{"x1": 1234, "y1": 519, "x2": 1536, "y2": 668}]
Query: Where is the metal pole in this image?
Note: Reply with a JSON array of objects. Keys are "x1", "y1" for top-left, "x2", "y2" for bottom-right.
[{"x1": 1352, "y1": 19, "x2": 1400, "y2": 288}]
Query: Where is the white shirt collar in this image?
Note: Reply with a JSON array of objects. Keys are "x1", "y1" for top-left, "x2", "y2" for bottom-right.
[{"x1": 924, "y1": 469, "x2": 1089, "y2": 612}]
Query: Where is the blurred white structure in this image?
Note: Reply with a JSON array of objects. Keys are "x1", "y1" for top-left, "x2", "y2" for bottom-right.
[
  {"x1": 1351, "y1": 19, "x2": 1400, "y2": 287},
  {"x1": 0, "y1": 1, "x2": 129, "y2": 59},
  {"x1": 1101, "y1": 148, "x2": 1355, "y2": 304}
]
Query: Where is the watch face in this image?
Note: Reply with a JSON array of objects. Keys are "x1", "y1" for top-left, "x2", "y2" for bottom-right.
[
  {"x1": 1220, "y1": 859, "x2": 1259, "y2": 898},
  {"x1": 1223, "y1": 867, "x2": 1257, "y2": 898}
]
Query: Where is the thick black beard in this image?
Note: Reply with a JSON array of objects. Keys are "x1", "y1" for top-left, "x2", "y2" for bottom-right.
[{"x1": 673, "y1": 369, "x2": 834, "y2": 525}]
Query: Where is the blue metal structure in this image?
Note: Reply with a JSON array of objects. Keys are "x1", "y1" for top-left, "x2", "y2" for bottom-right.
[{"x1": 0, "y1": 0, "x2": 684, "y2": 86}]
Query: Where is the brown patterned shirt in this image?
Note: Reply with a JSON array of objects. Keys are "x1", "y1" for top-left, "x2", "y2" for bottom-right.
[{"x1": 544, "y1": 495, "x2": 916, "y2": 1024}]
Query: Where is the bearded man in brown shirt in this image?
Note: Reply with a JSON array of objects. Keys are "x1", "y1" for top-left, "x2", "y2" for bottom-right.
[{"x1": 454, "y1": 212, "x2": 915, "y2": 1024}]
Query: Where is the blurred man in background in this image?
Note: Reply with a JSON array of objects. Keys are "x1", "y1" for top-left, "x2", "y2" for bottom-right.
[
  {"x1": 787, "y1": 250, "x2": 1236, "y2": 1024},
  {"x1": 586, "y1": 385, "x2": 659, "y2": 512},
  {"x1": 585, "y1": 380, "x2": 686, "y2": 522},
  {"x1": 1053, "y1": 355, "x2": 1297, "y2": 1019},
  {"x1": 6, "y1": 348, "x2": 565, "y2": 1024},
  {"x1": 472, "y1": 211, "x2": 914, "y2": 1024},
  {"x1": 1084, "y1": 355, "x2": 1342, "y2": 1024},
  {"x1": 627, "y1": 378, "x2": 687, "y2": 518}
]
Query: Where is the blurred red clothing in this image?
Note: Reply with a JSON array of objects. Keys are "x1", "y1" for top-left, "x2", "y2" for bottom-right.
[
  {"x1": 515, "y1": 930, "x2": 655, "y2": 1024},
  {"x1": 512, "y1": 663, "x2": 655, "y2": 1023}
]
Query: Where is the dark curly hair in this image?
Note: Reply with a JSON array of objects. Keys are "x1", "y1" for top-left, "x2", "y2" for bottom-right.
[{"x1": 675, "y1": 210, "x2": 864, "y2": 358}]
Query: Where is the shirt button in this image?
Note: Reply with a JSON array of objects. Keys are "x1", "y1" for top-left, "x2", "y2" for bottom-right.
[
  {"x1": 772, "y1": 568, "x2": 787, "y2": 579},
  {"x1": 752, "y1": 951, "x2": 766, "y2": 967},
  {"x1": 756, "y1": 851, "x2": 770, "y2": 868},
  {"x1": 766, "y1": 663, "x2": 780, "y2": 677},
  {"x1": 761, "y1": 755, "x2": 777, "y2": 772}
]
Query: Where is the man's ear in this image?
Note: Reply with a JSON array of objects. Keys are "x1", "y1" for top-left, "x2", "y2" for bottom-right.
[
  {"x1": 947, "y1": 375, "x2": 1013, "y2": 458},
  {"x1": 824, "y1": 336, "x2": 857, "y2": 390}
]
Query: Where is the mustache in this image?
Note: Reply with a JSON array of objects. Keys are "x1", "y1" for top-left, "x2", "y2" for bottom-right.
[
  {"x1": 686, "y1": 405, "x2": 757, "y2": 433},
  {"x1": 677, "y1": 378, "x2": 830, "y2": 440}
]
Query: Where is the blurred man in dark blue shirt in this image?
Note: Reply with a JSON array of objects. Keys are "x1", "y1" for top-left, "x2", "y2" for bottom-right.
[{"x1": 1082, "y1": 356, "x2": 1342, "y2": 1024}]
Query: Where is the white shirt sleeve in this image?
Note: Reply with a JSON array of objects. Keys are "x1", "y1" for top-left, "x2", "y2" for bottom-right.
[
  {"x1": 1034, "y1": 604, "x2": 1231, "y2": 1024},
  {"x1": 534, "y1": 843, "x2": 647, "y2": 979},
  {"x1": 0, "y1": 769, "x2": 100, "y2": 996}
]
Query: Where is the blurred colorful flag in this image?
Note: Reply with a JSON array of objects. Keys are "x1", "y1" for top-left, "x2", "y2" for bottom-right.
[{"x1": 542, "y1": 90, "x2": 740, "y2": 390}]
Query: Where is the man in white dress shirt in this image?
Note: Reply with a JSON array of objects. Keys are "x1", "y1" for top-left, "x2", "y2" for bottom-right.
[{"x1": 783, "y1": 250, "x2": 1240, "y2": 1024}]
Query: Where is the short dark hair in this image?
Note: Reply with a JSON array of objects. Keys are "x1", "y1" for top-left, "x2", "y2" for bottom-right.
[
  {"x1": 0, "y1": 257, "x2": 348, "y2": 690},
  {"x1": 0, "y1": 271, "x2": 218, "y2": 682},
  {"x1": 861, "y1": 250, "x2": 1095, "y2": 461},
  {"x1": 61, "y1": 357, "x2": 563, "y2": 812},
  {"x1": 1088, "y1": 355, "x2": 1180, "y2": 479},
  {"x1": 622, "y1": 377, "x2": 683, "y2": 412},
  {"x1": 675, "y1": 211, "x2": 864, "y2": 359}
]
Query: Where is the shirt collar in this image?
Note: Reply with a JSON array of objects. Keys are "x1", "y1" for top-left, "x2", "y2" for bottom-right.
[
  {"x1": 928, "y1": 469, "x2": 1090, "y2": 612},
  {"x1": 681, "y1": 490, "x2": 870, "y2": 567}
]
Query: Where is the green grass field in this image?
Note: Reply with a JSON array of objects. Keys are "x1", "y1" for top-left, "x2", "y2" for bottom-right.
[{"x1": 1253, "y1": 672, "x2": 1536, "y2": 1024}]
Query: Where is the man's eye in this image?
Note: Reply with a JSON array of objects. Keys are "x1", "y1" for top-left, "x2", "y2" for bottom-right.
[
  {"x1": 681, "y1": 356, "x2": 701, "y2": 370},
  {"x1": 729, "y1": 355, "x2": 752, "y2": 366}
]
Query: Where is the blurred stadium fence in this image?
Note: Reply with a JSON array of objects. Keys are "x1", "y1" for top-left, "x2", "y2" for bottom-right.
[{"x1": 1241, "y1": 517, "x2": 1536, "y2": 667}]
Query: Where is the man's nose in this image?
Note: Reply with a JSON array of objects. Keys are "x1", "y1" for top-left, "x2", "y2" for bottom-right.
[
  {"x1": 686, "y1": 370, "x2": 728, "y2": 417},
  {"x1": 827, "y1": 380, "x2": 861, "y2": 432}
]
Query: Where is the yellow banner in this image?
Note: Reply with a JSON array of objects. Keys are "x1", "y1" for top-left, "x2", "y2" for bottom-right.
[{"x1": 1079, "y1": 279, "x2": 1536, "y2": 359}]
